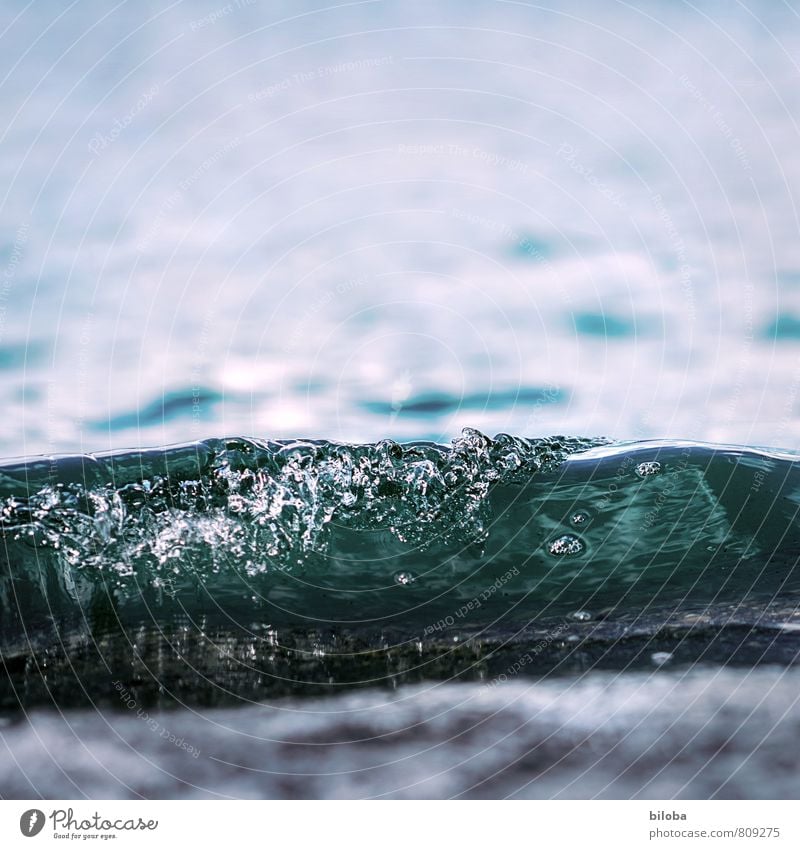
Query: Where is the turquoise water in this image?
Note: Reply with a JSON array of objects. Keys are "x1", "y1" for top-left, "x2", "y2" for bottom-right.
[
  {"x1": 3, "y1": 432, "x2": 800, "y2": 627},
  {"x1": 3, "y1": 0, "x2": 800, "y2": 800},
  {"x1": 2, "y1": 432, "x2": 799, "y2": 677},
  {"x1": 2, "y1": 433, "x2": 800, "y2": 799}
]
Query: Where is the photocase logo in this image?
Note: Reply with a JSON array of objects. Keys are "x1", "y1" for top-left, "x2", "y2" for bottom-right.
[{"x1": 19, "y1": 809, "x2": 45, "y2": 837}]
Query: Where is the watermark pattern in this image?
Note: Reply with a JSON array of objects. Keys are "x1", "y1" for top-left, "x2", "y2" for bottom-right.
[
  {"x1": 74, "y1": 311, "x2": 95, "y2": 431},
  {"x1": 188, "y1": 0, "x2": 257, "y2": 31},
  {"x1": 521, "y1": 384, "x2": 562, "y2": 432},
  {"x1": 88, "y1": 84, "x2": 160, "y2": 156},
  {"x1": 651, "y1": 193, "x2": 695, "y2": 323},
  {"x1": 556, "y1": 143, "x2": 626, "y2": 209},
  {"x1": 720, "y1": 280, "x2": 755, "y2": 428},
  {"x1": 137, "y1": 136, "x2": 242, "y2": 253},
  {"x1": 679, "y1": 74, "x2": 752, "y2": 172},
  {"x1": 0, "y1": 220, "x2": 29, "y2": 344},
  {"x1": 400, "y1": 142, "x2": 530, "y2": 175},
  {"x1": 449, "y1": 207, "x2": 572, "y2": 305},
  {"x1": 284, "y1": 274, "x2": 370, "y2": 353},
  {"x1": 762, "y1": 353, "x2": 800, "y2": 456},
  {"x1": 191, "y1": 303, "x2": 217, "y2": 437},
  {"x1": 642, "y1": 444, "x2": 692, "y2": 529},
  {"x1": 114, "y1": 681, "x2": 200, "y2": 758},
  {"x1": 485, "y1": 622, "x2": 570, "y2": 687},
  {"x1": 248, "y1": 56, "x2": 394, "y2": 100},
  {"x1": 423, "y1": 565, "x2": 520, "y2": 636},
  {"x1": 596, "y1": 455, "x2": 637, "y2": 511}
]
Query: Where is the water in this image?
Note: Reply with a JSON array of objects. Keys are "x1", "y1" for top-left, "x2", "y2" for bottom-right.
[
  {"x1": 3, "y1": 431, "x2": 800, "y2": 635},
  {"x1": 2, "y1": 433, "x2": 799, "y2": 698},
  {"x1": 2, "y1": 0, "x2": 800, "y2": 455},
  {"x1": 3, "y1": 0, "x2": 800, "y2": 799},
  {"x1": 3, "y1": 668, "x2": 800, "y2": 799},
  {"x1": 0, "y1": 431, "x2": 800, "y2": 799},
  {"x1": 3, "y1": 433, "x2": 800, "y2": 796}
]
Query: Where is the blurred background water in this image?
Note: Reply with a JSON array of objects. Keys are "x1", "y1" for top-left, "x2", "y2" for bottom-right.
[{"x1": 1, "y1": 0, "x2": 800, "y2": 457}]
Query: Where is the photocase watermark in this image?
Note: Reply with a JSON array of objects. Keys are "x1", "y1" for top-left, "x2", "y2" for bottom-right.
[
  {"x1": 137, "y1": 136, "x2": 242, "y2": 253},
  {"x1": 679, "y1": 74, "x2": 752, "y2": 172},
  {"x1": 652, "y1": 193, "x2": 695, "y2": 323},
  {"x1": 114, "y1": 681, "x2": 200, "y2": 758},
  {"x1": 423, "y1": 565, "x2": 520, "y2": 636},
  {"x1": 88, "y1": 84, "x2": 159, "y2": 156},
  {"x1": 44, "y1": 377, "x2": 60, "y2": 479},
  {"x1": 556, "y1": 143, "x2": 626, "y2": 210},
  {"x1": 74, "y1": 311, "x2": 95, "y2": 431},
  {"x1": 284, "y1": 274, "x2": 370, "y2": 353},
  {"x1": 596, "y1": 454, "x2": 637, "y2": 511},
  {"x1": 0, "y1": 219, "x2": 29, "y2": 343},
  {"x1": 188, "y1": 0, "x2": 257, "y2": 31},
  {"x1": 641, "y1": 444, "x2": 692, "y2": 529},
  {"x1": 485, "y1": 622, "x2": 570, "y2": 687},
  {"x1": 449, "y1": 207, "x2": 571, "y2": 305},
  {"x1": 400, "y1": 142, "x2": 530, "y2": 175},
  {"x1": 20, "y1": 807, "x2": 159, "y2": 836},
  {"x1": 720, "y1": 280, "x2": 755, "y2": 427},
  {"x1": 521, "y1": 383, "x2": 562, "y2": 432},
  {"x1": 248, "y1": 56, "x2": 394, "y2": 100},
  {"x1": 761, "y1": 353, "x2": 800, "y2": 457},
  {"x1": 19, "y1": 809, "x2": 45, "y2": 837},
  {"x1": 190, "y1": 302, "x2": 217, "y2": 437}
]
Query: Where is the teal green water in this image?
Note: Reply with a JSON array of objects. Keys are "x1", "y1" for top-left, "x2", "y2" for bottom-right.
[{"x1": 2, "y1": 431, "x2": 799, "y2": 667}]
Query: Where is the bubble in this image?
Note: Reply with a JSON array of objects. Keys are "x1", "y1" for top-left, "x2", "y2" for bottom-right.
[
  {"x1": 569, "y1": 610, "x2": 592, "y2": 621},
  {"x1": 394, "y1": 571, "x2": 415, "y2": 586},
  {"x1": 570, "y1": 511, "x2": 590, "y2": 526},
  {"x1": 636, "y1": 461, "x2": 662, "y2": 477},
  {"x1": 548, "y1": 534, "x2": 585, "y2": 556},
  {"x1": 651, "y1": 651, "x2": 673, "y2": 666}
]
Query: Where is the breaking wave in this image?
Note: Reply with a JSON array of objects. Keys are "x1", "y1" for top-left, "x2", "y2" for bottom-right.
[{"x1": 2, "y1": 429, "x2": 800, "y2": 638}]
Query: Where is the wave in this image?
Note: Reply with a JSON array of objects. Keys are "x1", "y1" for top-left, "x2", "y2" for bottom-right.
[{"x1": 2, "y1": 429, "x2": 800, "y2": 640}]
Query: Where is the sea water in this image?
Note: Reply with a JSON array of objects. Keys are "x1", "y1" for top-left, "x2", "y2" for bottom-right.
[{"x1": 2, "y1": 0, "x2": 800, "y2": 799}]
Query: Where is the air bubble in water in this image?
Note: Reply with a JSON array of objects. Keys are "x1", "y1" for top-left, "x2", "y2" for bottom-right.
[
  {"x1": 636, "y1": 461, "x2": 662, "y2": 477},
  {"x1": 569, "y1": 610, "x2": 592, "y2": 621},
  {"x1": 548, "y1": 534, "x2": 585, "y2": 557},
  {"x1": 394, "y1": 571, "x2": 415, "y2": 586},
  {"x1": 570, "y1": 511, "x2": 590, "y2": 526},
  {"x1": 651, "y1": 651, "x2": 673, "y2": 666}
]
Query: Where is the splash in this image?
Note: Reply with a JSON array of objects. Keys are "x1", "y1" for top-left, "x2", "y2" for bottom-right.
[{"x1": 2, "y1": 431, "x2": 800, "y2": 637}]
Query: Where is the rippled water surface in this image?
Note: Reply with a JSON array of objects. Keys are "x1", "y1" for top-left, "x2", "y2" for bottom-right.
[
  {"x1": 2, "y1": 433, "x2": 799, "y2": 684},
  {"x1": 2, "y1": 433, "x2": 800, "y2": 799},
  {"x1": 2, "y1": 1, "x2": 800, "y2": 453}
]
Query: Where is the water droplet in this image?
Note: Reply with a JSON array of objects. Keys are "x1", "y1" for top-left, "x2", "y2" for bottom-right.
[
  {"x1": 569, "y1": 610, "x2": 592, "y2": 621},
  {"x1": 570, "y1": 511, "x2": 590, "y2": 526},
  {"x1": 548, "y1": 534, "x2": 585, "y2": 556},
  {"x1": 635, "y1": 461, "x2": 662, "y2": 477},
  {"x1": 394, "y1": 571, "x2": 415, "y2": 586},
  {"x1": 651, "y1": 651, "x2": 673, "y2": 666}
]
